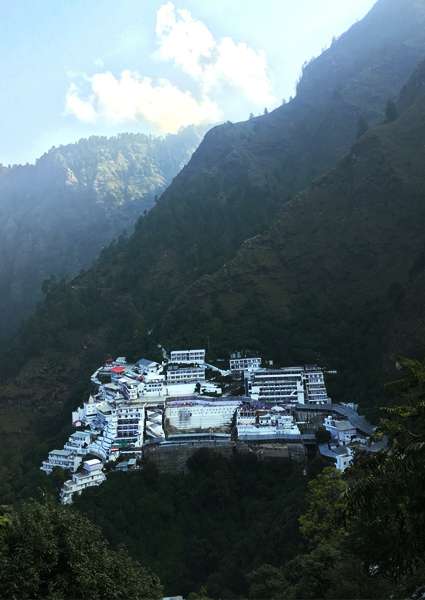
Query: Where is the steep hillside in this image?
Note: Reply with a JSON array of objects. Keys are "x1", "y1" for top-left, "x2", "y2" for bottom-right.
[
  {"x1": 2, "y1": 0, "x2": 425, "y2": 500},
  {"x1": 161, "y1": 57, "x2": 425, "y2": 410},
  {"x1": 0, "y1": 126, "x2": 205, "y2": 337},
  {"x1": 10, "y1": 0, "x2": 425, "y2": 353}
]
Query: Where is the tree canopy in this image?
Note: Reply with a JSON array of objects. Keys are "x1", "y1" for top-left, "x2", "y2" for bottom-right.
[{"x1": 0, "y1": 501, "x2": 162, "y2": 600}]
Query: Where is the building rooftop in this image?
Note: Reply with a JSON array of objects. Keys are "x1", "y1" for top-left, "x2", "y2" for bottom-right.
[{"x1": 84, "y1": 459, "x2": 102, "y2": 466}]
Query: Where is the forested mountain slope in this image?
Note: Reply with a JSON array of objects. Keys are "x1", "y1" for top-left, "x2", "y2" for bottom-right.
[
  {"x1": 2, "y1": 0, "x2": 425, "y2": 499},
  {"x1": 10, "y1": 0, "x2": 425, "y2": 358},
  {"x1": 161, "y1": 57, "x2": 425, "y2": 411},
  {"x1": 0, "y1": 126, "x2": 205, "y2": 337}
]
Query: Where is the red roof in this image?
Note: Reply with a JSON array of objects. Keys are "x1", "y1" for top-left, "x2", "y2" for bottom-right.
[{"x1": 111, "y1": 366, "x2": 126, "y2": 374}]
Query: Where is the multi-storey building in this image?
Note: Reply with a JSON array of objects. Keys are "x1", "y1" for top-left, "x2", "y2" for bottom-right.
[
  {"x1": 248, "y1": 367, "x2": 306, "y2": 403},
  {"x1": 229, "y1": 355, "x2": 262, "y2": 375},
  {"x1": 166, "y1": 365, "x2": 206, "y2": 385},
  {"x1": 247, "y1": 366, "x2": 330, "y2": 405},
  {"x1": 63, "y1": 431, "x2": 92, "y2": 454},
  {"x1": 119, "y1": 377, "x2": 140, "y2": 401},
  {"x1": 41, "y1": 449, "x2": 83, "y2": 474},
  {"x1": 304, "y1": 366, "x2": 330, "y2": 404},
  {"x1": 141, "y1": 376, "x2": 165, "y2": 397},
  {"x1": 60, "y1": 459, "x2": 106, "y2": 504},
  {"x1": 170, "y1": 349, "x2": 206, "y2": 365}
]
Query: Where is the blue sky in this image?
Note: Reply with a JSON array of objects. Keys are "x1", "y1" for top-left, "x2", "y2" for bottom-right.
[{"x1": 0, "y1": 0, "x2": 376, "y2": 165}]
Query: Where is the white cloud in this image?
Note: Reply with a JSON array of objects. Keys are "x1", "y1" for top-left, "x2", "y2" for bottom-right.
[
  {"x1": 65, "y1": 70, "x2": 220, "y2": 133},
  {"x1": 65, "y1": 83, "x2": 97, "y2": 123},
  {"x1": 156, "y1": 2, "x2": 215, "y2": 78},
  {"x1": 155, "y1": 2, "x2": 275, "y2": 106},
  {"x1": 65, "y1": 2, "x2": 275, "y2": 131},
  {"x1": 204, "y1": 37, "x2": 274, "y2": 105}
]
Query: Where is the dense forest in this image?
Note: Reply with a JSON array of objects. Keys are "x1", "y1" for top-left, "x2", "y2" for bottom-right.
[
  {"x1": 2, "y1": 357, "x2": 425, "y2": 598},
  {"x1": 0, "y1": 125, "x2": 205, "y2": 338}
]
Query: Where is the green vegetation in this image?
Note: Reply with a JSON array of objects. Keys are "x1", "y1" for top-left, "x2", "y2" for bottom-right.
[
  {"x1": 2, "y1": 0, "x2": 425, "y2": 527},
  {"x1": 0, "y1": 500, "x2": 162, "y2": 600},
  {"x1": 75, "y1": 451, "x2": 310, "y2": 598},
  {"x1": 10, "y1": 356, "x2": 421, "y2": 600},
  {"x1": 2, "y1": 3, "x2": 425, "y2": 597},
  {"x1": 244, "y1": 357, "x2": 425, "y2": 599},
  {"x1": 159, "y1": 55, "x2": 425, "y2": 416},
  {"x1": 0, "y1": 126, "x2": 205, "y2": 338}
]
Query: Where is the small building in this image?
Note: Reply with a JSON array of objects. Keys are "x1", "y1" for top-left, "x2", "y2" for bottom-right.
[
  {"x1": 60, "y1": 460, "x2": 106, "y2": 504},
  {"x1": 137, "y1": 358, "x2": 160, "y2": 375},
  {"x1": 41, "y1": 449, "x2": 82, "y2": 474},
  {"x1": 319, "y1": 443, "x2": 353, "y2": 471},
  {"x1": 323, "y1": 416, "x2": 357, "y2": 445}
]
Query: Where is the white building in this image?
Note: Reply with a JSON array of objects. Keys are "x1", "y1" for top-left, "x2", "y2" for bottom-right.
[
  {"x1": 60, "y1": 459, "x2": 106, "y2": 504},
  {"x1": 165, "y1": 399, "x2": 241, "y2": 432},
  {"x1": 89, "y1": 402, "x2": 145, "y2": 459},
  {"x1": 319, "y1": 444, "x2": 353, "y2": 472},
  {"x1": 236, "y1": 406, "x2": 301, "y2": 440},
  {"x1": 247, "y1": 366, "x2": 330, "y2": 405},
  {"x1": 170, "y1": 349, "x2": 206, "y2": 365},
  {"x1": 167, "y1": 365, "x2": 206, "y2": 385},
  {"x1": 63, "y1": 431, "x2": 92, "y2": 454},
  {"x1": 41, "y1": 449, "x2": 82, "y2": 474},
  {"x1": 141, "y1": 375, "x2": 166, "y2": 397},
  {"x1": 137, "y1": 358, "x2": 160, "y2": 374},
  {"x1": 248, "y1": 368, "x2": 306, "y2": 403},
  {"x1": 118, "y1": 377, "x2": 140, "y2": 401},
  {"x1": 324, "y1": 416, "x2": 357, "y2": 445},
  {"x1": 304, "y1": 366, "x2": 330, "y2": 404},
  {"x1": 229, "y1": 355, "x2": 262, "y2": 375}
]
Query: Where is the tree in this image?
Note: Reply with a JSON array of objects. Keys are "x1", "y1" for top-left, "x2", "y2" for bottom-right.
[
  {"x1": 264, "y1": 107, "x2": 269, "y2": 115},
  {"x1": 0, "y1": 501, "x2": 162, "y2": 600},
  {"x1": 385, "y1": 99, "x2": 399, "y2": 123},
  {"x1": 299, "y1": 467, "x2": 346, "y2": 547},
  {"x1": 346, "y1": 357, "x2": 425, "y2": 582},
  {"x1": 248, "y1": 564, "x2": 288, "y2": 599}
]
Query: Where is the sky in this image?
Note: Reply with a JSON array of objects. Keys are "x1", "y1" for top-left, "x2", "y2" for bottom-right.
[{"x1": 0, "y1": 0, "x2": 376, "y2": 165}]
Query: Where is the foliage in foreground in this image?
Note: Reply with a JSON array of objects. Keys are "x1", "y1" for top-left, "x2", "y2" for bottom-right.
[
  {"x1": 0, "y1": 500, "x2": 162, "y2": 600},
  {"x1": 247, "y1": 357, "x2": 425, "y2": 599}
]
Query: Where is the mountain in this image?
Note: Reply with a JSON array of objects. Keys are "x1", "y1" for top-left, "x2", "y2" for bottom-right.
[
  {"x1": 0, "y1": 126, "x2": 206, "y2": 338},
  {"x1": 160, "y1": 56, "x2": 425, "y2": 411},
  {"x1": 2, "y1": 0, "x2": 425, "y2": 499}
]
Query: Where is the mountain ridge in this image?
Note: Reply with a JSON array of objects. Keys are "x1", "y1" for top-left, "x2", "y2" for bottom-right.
[{"x1": 0, "y1": 126, "x2": 206, "y2": 337}]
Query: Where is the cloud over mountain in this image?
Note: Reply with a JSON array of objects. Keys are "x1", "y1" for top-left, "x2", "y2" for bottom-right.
[{"x1": 65, "y1": 2, "x2": 275, "y2": 132}]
